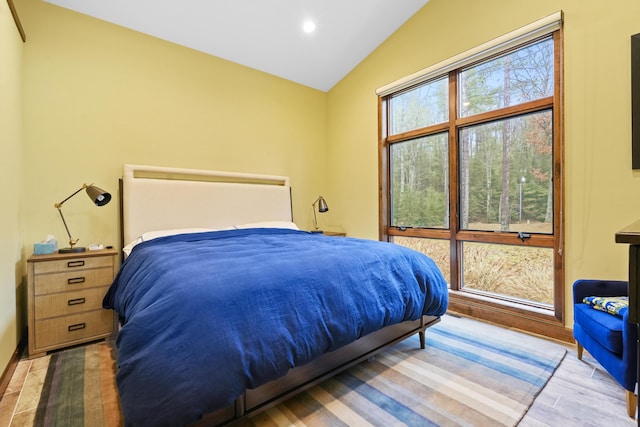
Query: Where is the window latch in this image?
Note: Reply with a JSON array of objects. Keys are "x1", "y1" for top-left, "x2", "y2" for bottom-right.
[{"x1": 517, "y1": 232, "x2": 531, "y2": 242}]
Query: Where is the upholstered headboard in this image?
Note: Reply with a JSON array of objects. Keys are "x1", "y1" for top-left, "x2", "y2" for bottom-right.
[{"x1": 121, "y1": 164, "x2": 293, "y2": 245}]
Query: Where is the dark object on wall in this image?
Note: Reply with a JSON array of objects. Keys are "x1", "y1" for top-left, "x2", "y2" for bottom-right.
[{"x1": 632, "y1": 33, "x2": 640, "y2": 168}]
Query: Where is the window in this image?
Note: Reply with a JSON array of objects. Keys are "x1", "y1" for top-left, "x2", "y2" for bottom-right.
[
  {"x1": 459, "y1": 110, "x2": 553, "y2": 234},
  {"x1": 391, "y1": 132, "x2": 449, "y2": 229},
  {"x1": 378, "y1": 14, "x2": 564, "y2": 338}
]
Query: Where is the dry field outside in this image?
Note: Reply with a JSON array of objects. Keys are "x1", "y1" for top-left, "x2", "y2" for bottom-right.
[{"x1": 394, "y1": 222, "x2": 554, "y2": 305}]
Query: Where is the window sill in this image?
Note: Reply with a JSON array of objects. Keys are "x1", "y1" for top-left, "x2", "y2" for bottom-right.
[{"x1": 447, "y1": 290, "x2": 573, "y2": 343}]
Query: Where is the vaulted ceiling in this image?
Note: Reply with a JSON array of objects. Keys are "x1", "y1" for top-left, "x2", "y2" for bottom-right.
[{"x1": 43, "y1": 0, "x2": 429, "y2": 92}]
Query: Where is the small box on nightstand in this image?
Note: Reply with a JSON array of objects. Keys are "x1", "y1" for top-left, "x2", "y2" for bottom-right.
[{"x1": 33, "y1": 242, "x2": 56, "y2": 255}]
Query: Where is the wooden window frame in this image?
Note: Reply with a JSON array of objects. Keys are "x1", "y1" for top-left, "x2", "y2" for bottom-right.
[{"x1": 378, "y1": 30, "x2": 568, "y2": 342}]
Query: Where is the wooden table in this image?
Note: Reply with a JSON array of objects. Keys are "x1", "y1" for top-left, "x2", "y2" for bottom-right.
[
  {"x1": 616, "y1": 220, "x2": 640, "y2": 322},
  {"x1": 615, "y1": 219, "x2": 640, "y2": 423}
]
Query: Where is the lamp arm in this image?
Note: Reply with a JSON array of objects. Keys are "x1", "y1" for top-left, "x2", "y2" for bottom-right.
[
  {"x1": 54, "y1": 184, "x2": 89, "y2": 249},
  {"x1": 54, "y1": 184, "x2": 88, "y2": 209},
  {"x1": 57, "y1": 207, "x2": 79, "y2": 248},
  {"x1": 312, "y1": 204, "x2": 319, "y2": 230}
]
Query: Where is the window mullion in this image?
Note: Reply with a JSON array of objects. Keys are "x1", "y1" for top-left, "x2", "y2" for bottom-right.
[
  {"x1": 387, "y1": 122, "x2": 450, "y2": 144},
  {"x1": 455, "y1": 96, "x2": 554, "y2": 128},
  {"x1": 449, "y1": 71, "x2": 461, "y2": 290}
]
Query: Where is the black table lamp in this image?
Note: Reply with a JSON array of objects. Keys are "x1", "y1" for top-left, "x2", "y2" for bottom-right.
[
  {"x1": 311, "y1": 196, "x2": 329, "y2": 232},
  {"x1": 55, "y1": 183, "x2": 111, "y2": 253}
]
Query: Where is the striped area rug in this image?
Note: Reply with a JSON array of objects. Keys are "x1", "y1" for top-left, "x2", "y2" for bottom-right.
[
  {"x1": 249, "y1": 315, "x2": 566, "y2": 426},
  {"x1": 29, "y1": 342, "x2": 121, "y2": 427},
  {"x1": 17, "y1": 315, "x2": 565, "y2": 427}
]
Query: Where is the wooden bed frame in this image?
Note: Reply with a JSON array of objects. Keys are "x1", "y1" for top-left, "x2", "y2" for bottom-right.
[{"x1": 119, "y1": 164, "x2": 440, "y2": 426}]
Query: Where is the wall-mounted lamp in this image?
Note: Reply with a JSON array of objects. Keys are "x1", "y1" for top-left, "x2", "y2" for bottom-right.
[
  {"x1": 311, "y1": 196, "x2": 329, "y2": 232},
  {"x1": 55, "y1": 183, "x2": 111, "y2": 253}
]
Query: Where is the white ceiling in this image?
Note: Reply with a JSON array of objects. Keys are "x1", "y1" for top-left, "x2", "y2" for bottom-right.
[{"x1": 42, "y1": 0, "x2": 429, "y2": 92}]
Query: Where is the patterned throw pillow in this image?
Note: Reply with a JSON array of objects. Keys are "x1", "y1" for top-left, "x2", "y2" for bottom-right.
[{"x1": 583, "y1": 296, "x2": 629, "y2": 317}]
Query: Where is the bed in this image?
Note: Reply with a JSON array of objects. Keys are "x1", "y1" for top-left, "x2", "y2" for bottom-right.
[{"x1": 103, "y1": 164, "x2": 448, "y2": 427}]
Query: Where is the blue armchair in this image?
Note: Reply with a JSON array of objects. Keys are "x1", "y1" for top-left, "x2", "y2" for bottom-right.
[{"x1": 573, "y1": 279, "x2": 637, "y2": 418}]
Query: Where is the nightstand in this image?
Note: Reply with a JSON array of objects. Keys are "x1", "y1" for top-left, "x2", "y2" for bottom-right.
[
  {"x1": 27, "y1": 248, "x2": 118, "y2": 358},
  {"x1": 322, "y1": 231, "x2": 346, "y2": 237}
]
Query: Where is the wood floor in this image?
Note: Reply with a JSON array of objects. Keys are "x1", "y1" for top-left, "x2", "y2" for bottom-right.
[
  {"x1": 520, "y1": 344, "x2": 636, "y2": 426},
  {"x1": 0, "y1": 337, "x2": 637, "y2": 426}
]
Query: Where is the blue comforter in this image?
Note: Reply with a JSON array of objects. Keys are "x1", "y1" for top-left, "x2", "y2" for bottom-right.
[{"x1": 103, "y1": 228, "x2": 448, "y2": 426}]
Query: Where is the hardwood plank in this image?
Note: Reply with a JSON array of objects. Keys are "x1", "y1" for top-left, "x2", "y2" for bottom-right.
[{"x1": 520, "y1": 346, "x2": 635, "y2": 426}]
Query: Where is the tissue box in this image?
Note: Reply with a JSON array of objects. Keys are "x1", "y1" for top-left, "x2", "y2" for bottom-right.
[{"x1": 34, "y1": 242, "x2": 56, "y2": 255}]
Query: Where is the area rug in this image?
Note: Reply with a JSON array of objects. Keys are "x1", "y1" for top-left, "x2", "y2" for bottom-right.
[
  {"x1": 19, "y1": 315, "x2": 565, "y2": 427},
  {"x1": 30, "y1": 341, "x2": 120, "y2": 427}
]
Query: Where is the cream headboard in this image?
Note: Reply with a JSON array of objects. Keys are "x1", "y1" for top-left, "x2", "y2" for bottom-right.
[{"x1": 121, "y1": 164, "x2": 293, "y2": 245}]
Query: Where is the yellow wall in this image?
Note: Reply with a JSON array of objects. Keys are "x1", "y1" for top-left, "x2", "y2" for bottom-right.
[
  {"x1": 0, "y1": 1, "x2": 24, "y2": 374},
  {"x1": 18, "y1": 0, "x2": 329, "y2": 250},
  {"x1": 328, "y1": 0, "x2": 640, "y2": 320}
]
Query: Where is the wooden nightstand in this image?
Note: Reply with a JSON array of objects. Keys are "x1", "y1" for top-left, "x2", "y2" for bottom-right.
[
  {"x1": 27, "y1": 248, "x2": 118, "y2": 358},
  {"x1": 322, "y1": 231, "x2": 346, "y2": 237}
]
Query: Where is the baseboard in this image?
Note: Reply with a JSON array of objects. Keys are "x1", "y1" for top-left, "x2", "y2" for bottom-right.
[{"x1": 0, "y1": 332, "x2": 26, "y2": 398}]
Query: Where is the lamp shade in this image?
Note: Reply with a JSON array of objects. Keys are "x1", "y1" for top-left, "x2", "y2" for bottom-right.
[
  {"x1": 317, "y1": 196, "x2": 329, "y2": 213},
  {"x1": 86, "y1": 185, "x2": 111, "y2": 206}
]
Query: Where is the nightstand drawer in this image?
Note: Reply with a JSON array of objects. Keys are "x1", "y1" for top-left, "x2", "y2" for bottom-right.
[
  {"x1": 33, "y1": 255, "x2": 113, "y2": 275},
  {"x1": 34, "y1": 310, "x2": 114, "y2": 349},
  {"x1": 33, "y1": 267, "x2": 114, "y2": 295},
  {"x1": 34, "y1": 287, "x2": 109, "y2": 319}
]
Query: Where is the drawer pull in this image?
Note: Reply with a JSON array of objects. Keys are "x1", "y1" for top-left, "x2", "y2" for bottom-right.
[
  {"x1": 67, "y1": 277, "x2": 86, "y2": 285},
  {"x1": 67, "y1": 297, "x2": 86, "y2": 306},
  {"x1": 68, "y1": 323, "x2": 86, "y2": 331},
  {"x1": 68, "y1": 323, "x2": 86, "y2": 332},
  {"x1": 67, "y1": 260, "x2": 85, "y2": 268}
]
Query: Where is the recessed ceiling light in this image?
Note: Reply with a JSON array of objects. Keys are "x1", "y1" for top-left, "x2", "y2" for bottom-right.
[{"x1": 303, "y1": 21, "x2": 316, "y2": 34}]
